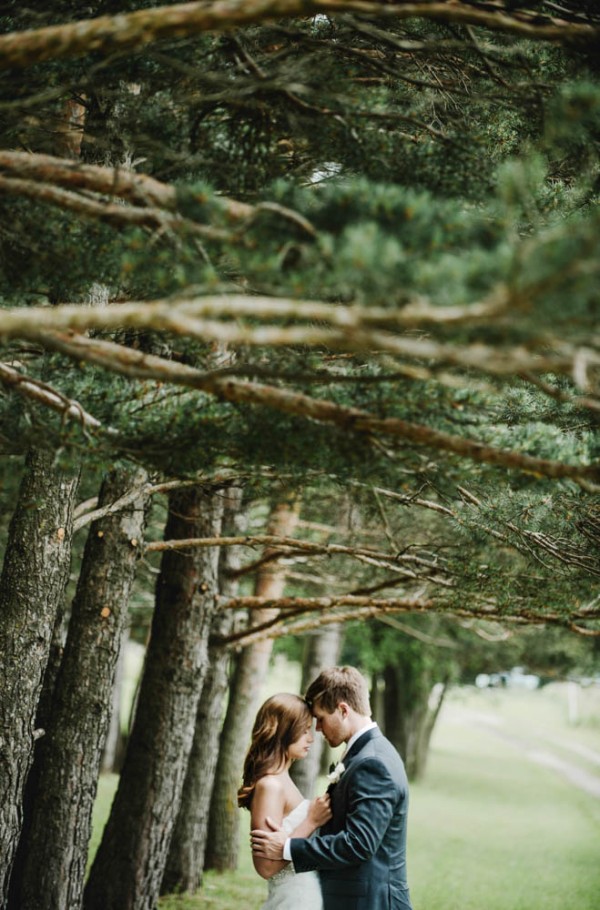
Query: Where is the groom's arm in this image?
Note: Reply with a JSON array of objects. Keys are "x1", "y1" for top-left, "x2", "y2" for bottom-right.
[
  {"x1": 290, "y1": 758, "x2": 401, "y2": 872},
  {"x1": 250, "y1": 795, "x2": 332, "y2": 866}
]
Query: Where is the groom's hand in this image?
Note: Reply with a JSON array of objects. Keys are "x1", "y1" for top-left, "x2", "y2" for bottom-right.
[{"x1": 251, "y1": 821, "x2": 286, "y2": 860}]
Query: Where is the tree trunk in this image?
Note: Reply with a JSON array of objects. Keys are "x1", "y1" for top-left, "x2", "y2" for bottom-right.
[
  {"x1": 162, "y1": 487, "x2": 247, "y2": 895},
  {"x1": 100, "y1": 633, "x2": 127, "y2": 773},
  {"x1": 83, "y1": 484, "x2": 224, "y2": 910},
  {"x1": 204, "y1": 498, "x2": 300, "y2": 872},
  {"x1": 12, "y1": 468, "x2": 148, "y2": 910},
  {"x1": 0, "y1": 447, "x2": 80, "y2": 903},
  {"x1": 413, "y1": 680, "x2": 448, "y2": 779},
  {"x1": 383, "y1": 660, "x2": 447, "y2": 781},
  {"x1": 370, "y1": 671, "x2": 385, "y2": 728},
  {"x1": 290, "y1": 624, "x2": 343, "y2": 797}
]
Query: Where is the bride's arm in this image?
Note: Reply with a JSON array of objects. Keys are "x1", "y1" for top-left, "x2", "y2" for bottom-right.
[{"x1": 250, "y1": 776, "x2": 289, "y2": 879}]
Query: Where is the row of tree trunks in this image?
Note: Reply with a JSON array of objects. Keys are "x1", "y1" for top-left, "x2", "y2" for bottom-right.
[
  {"x1": 162, "y1": 486, "x2": 247, "y2": 895},
  {"x1": 0, "y1": 447, "x2": 80, "y2": 904},
  {"x1": 204, "y1": 498, "x2": 301, "y2": 872},
  {"x1": 0, "y1": 450, "x2": 452, "y2": 908},
  {"x1": 83, "y1": 484, "x2": 225, "y2": 910},
  {"x1": 10, "y1": 468, "x2": 149, "y2": 910}
]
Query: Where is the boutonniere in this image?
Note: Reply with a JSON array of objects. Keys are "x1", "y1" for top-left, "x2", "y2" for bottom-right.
[{"x1": 327, "y1": 761, "x2": 345, "y2": 785}]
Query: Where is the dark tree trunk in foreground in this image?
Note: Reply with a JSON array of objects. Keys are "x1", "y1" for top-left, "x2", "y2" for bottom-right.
[
  {"x1": 162, "y1": 487, "x2": 246, "y2": 895},
  {"x1": 205, "y1": 498, "x2": 299, "y2": 872},
  {"x1": 83, "y1": 485, "x2": 224, "y2": 910},
  {"x1": 383, "y1": 661, "x2": 448, "y2": 781},
  {"x1": 291, "y1": 624, "x2": 343, "y2": 798},
  {"x1": 13, "y1": 468, "x2": 148, "y2": 910},
  {"x1": 0, "y1": 447, "x2": 80, "y2": 904}
]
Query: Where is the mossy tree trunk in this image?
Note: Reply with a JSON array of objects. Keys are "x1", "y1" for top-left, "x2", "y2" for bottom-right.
[
  {"x1": 12, "y1": 468, "x2": 148, "y2": 910},
  {"x1": 0, "y1": 447, "x2": 80, "y2": 903},
  {"x1": 83, "y1": 484, "x2": 224, "y2": 910}
]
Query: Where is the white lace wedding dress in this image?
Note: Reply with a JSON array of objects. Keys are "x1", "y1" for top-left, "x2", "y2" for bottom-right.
[{"x1": 261, "y1": 799, "x2": 323, "y2": 910}]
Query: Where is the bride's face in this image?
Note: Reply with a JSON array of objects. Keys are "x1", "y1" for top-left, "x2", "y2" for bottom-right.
[{"x1": 287, "y1": 722, "x2": 315, "y2": 761}]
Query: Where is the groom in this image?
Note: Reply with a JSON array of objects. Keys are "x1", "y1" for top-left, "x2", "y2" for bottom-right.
[{"x1": 251, "y1": 666, "x2": 413, "y2": 910}]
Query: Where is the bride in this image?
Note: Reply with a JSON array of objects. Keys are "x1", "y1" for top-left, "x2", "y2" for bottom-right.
[{"x1": 238, "y1": 693, "x2": 331, "y2": 910}]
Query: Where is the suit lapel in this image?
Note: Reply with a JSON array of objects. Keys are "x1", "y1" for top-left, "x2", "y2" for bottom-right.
[{"x1": 323, "y1": 727, "x2": 381, "y2": 833}]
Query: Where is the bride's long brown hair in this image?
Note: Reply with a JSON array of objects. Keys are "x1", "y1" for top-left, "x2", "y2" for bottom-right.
[{"x1": 238, "y1": 693, "x2": 312, "y2": 809}]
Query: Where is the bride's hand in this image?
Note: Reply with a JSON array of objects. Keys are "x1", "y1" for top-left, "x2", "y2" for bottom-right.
[{"x1": 307, "y1": 793, "x2": 332, "y2": 827}]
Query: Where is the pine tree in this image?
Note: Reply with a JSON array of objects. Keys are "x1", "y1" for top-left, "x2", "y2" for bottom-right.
[{"x1": 1, "y1": 2, "x2": 599, "y2": 902}]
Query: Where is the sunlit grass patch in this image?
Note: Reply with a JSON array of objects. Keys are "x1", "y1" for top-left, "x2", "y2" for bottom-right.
[{"x1": 409, "y1": 690, "x2": 600, "y2": 910}]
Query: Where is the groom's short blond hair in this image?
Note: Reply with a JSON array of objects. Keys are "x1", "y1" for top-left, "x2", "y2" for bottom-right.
[{"x1": 305, "y1": 666, "x2": 371, "y2": 716}]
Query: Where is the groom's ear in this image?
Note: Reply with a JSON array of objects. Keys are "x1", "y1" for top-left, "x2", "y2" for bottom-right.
[{"x1": 338, "y1": 701, "x2": 351, "y2": 717}]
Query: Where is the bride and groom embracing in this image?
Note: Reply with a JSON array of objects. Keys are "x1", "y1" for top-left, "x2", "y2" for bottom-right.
[{"x1": 238, "y1": 666, "x2": 413, "y2": 910}]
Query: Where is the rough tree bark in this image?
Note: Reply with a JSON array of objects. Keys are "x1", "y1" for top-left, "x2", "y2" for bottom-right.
[
  {"x1": 0, "y1": 447, "x2": 80, "y2": 903},
  {"x1": 12, "y1": 468, "x2": 148, "y2": 910},
  {"x1": 290, "y1": 624, "x2": 343, "y2": 797},
  {"x1": 162, "y1": 486, "x2": 247, "y2": 895},
  {"x1": 83, "y1": 484, "x2": 224, "y2": 910},
  {"x1": 204, "y1": 498, "x2": 300, "y2": 872},
  {"x1": 100, "y1": 635, "x2": 127, "y2": 773},
  {"x1": 0, "y1": 1, "x2": 596, "y2": 74}
]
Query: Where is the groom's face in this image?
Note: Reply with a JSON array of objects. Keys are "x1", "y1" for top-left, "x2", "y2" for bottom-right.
[{"x1": 312, "y1": 702, "x2": 347, "y2": 748}]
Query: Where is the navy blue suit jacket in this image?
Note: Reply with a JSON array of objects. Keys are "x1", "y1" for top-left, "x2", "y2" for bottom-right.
[{"x1": 290, "y1": 727, "x2": 413, "y2": 910}]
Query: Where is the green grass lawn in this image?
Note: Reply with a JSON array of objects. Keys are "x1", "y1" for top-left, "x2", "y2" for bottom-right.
[
  {"x1": 408, "y1": 695, "x2": 600, "y2": 910},
  {"x1": 91, "y1": 684, "x2": 600, "y2": 910}
]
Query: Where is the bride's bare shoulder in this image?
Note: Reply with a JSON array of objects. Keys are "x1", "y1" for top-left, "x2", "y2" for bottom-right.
[
  {"x1": 254, "y1": 773, "x2": 286, "y2": 794},
  {"x1": 251, "y1": 773, "x2": 288, "y2": 824}
]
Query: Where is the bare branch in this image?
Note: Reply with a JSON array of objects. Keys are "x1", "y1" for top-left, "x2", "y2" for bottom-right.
[
  {"x1": 145, "y1": 532, "x2": 455, "y2": 586},
  {"x1": 220, "y1": 594, "x2": 583, "y2": 647},
  {"x1": 0, "y1": 151, "x2": 315, "y2": 236},
  {"x1": 0, "y1": 287, "x2": 512, "y2": 339},
  {"x1": 73, "y1": 471, "x2": 250, "y2": 530},
  {"x1": 520, "y1": 371, "x2": 600, "y2": 414},
  {"x1": 144, "y1": 532, "x2": 423, "y2": 562},
  {"x1": 376, "y1": 613, "x2": 460, "y2": 648},
  {"x1": 0, "y1": 175, "x2": 234, "y2": 240},
  {"x1": 0, "y1": 361, "x2": 106, "y2": 433},
  {"x1": 0, "y1": 1, "x2": 596, "y2": 72},
  {"x1": 569, "y1": 623, "x2": 600, "y2": 636},
  {"x1": 1, "y1": 294, "x2": 598, "y2": 386},
  {"x1": 218, "y1": 586, "x2": 600, "y2": 646},
  {"x1": 0, "y1": 295, "x2": 524, "y2": 347},
  {"x1": 354, "y1": 483, "x2": 456, "y2": 518},
  {"x1": 73, "y1": 482, "x2": 152, "y2": 533},
  {"x1": 505, "y1": 522, "x2": 600, "y2": 577},
  {"x1": 28, "y1": 331, "x2": 600, "y2": 488},
  {"x1": 0, "y1": 151, "x2": 184, "y2": 210}
]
